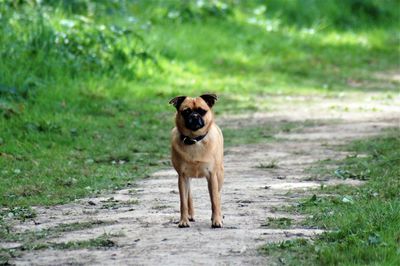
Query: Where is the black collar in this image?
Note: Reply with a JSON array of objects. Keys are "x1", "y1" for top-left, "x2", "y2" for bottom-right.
[{"x1": 180, "y1": 133, "x2": 207, "y2": 145}]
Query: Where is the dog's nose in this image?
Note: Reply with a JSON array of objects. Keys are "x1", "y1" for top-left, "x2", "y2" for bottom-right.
[
  {"x1": 186, "y1": 114, "x2": 204, "y2": 131},
  {"x1": 189, "y1": 113, "x2": 201, "y2": 121}
]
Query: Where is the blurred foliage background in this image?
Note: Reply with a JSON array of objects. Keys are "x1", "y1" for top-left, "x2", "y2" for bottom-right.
[{"x1": 0, "y1": 0, "x2": 399, "y2": 206}]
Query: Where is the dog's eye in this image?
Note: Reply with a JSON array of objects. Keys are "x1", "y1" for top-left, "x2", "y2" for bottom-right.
[
  {"x1": 181, "y1": 109, "x2": 191, "y2": 116},
  {"x1": 197, "y1": 108, "x2": 207, "y2": 116}
]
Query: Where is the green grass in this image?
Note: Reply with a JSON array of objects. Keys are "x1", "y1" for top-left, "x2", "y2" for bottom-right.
[
  {"x1": 261, "y1": 217, "x2": 293, "y2": 229},
  {"x1": 1, "y1": 233, "x2": 118, "y2": 264},
  {"x1": 1, "y1": 1, "x2": 399, "y2": 208},
  {"x1": 261, "y1": 129, "x2": 400, "y2": 265},
  {"x1": 0, "y1": 218, "x2": 116, "y2": 243},
  {"x1": 0, "y1": 218, "x2": 119, "y2": 264}
]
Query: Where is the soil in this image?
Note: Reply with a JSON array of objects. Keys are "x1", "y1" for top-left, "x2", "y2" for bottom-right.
[{"x1": 3, "y1": 90, "x2": 400, "y2": 266}]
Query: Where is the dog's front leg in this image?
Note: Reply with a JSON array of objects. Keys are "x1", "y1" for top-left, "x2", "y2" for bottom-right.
[
  {"x1": 178, "y1": 176, "x2": 190, "y2": 228},
  {"x1": 207, "y1": 174, "x2": 223, "y2": 228},
  {"x1": 187, "y1": 178, "x2": 195, "y2": 222}
]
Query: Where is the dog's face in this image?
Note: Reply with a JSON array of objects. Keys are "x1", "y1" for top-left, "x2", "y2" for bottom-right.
[{"x1": 170, "y1": 94, "x2": 218, "y2": 136}]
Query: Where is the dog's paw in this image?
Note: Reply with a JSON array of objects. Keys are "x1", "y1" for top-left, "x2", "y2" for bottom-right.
[
  {"x1": 178, "y1": 219, "x2": 190, "y2": 228},
  {"x1": 211, "y1": 218, "x2": 223, "y2": 228},
  {"x1": 188, "y1": 215, "x2": 195, "y2": 222}
]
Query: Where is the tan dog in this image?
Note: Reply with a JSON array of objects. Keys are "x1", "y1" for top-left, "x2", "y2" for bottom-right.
[{"x1": 169, "y1": 94, "x2": 224, "y2": 228}]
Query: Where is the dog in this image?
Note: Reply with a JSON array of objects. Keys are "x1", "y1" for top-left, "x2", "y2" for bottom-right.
[{"x1": 169, "y1": 94, "x2": 224, "y2": 228}]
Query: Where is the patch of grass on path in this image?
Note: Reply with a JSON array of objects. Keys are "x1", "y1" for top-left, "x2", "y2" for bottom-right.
[
  {"x1": 0, "y1": 219, "x2": 118, "y2": 264},
  {"x1": 1, "y1": 232, "x2": 118, "y2": 264},
  {"x1": 0, "y1": 218, "x2": 116, "y2": 243},
  {"x1": 261, "y1": 129, "x2": 400, "y2": 265},
  {"x1": 261, "y1": 217, "x2": 293, "y2": 229}
]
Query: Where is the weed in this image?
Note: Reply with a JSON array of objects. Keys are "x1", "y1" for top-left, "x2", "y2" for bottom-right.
[
  {"x1": 0, "y1": 219, "x2": 118, "y2": 260},
  {"x1": 0, "y1": 207, "x2": 37, "y2": 223},
  {"x1": 152, "y1": 205, "x2": 171, "y2": 210},
  {"x1": 100, "y1": 198, "x2": 138, "y2": 210},
  {"x1": 261, "y1": 217, "x2": 293, "y2": 229},
  {"x1": 1, "y1": 220, "x2": 115, "y2": 242},
  {"x1": 49, "y1": 234, "x2": 117, "y2": 250},
  {"x1": 260, "y1": 238, "x2": 317, "y2": 265},
  {"x1": 334, "y1": 168, "x2": 368, "y2": 180},
  {"x1": 257, "y1": 159, "x2": 279, "y2": 169},
  {"x1": 20, "y1": 233, "x2": 117, "y2": 251}
]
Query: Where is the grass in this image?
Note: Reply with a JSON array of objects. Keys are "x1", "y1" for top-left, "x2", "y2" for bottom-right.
[
  {"x1": 257, "y1": 159, "x2": 279, "y2": 169},
  {"x1": 261, "y1": 217, "x2": 293, "y2": 229},
  {"x1": 0, "y1": 219, "x2": 118, "y2": 264},
  {"x1": 1, "y1": 233, "x2": 118, "y2": 264},
  {"x1": 0, "y1": 218, "x2": 116, "y2": 243},
  {"x1": 261, "y1": 129, "x2": 400, "y2": 265},
  {"x1": 1, "y1": 1, "x2": 399, "y2": 209},
  {"x1": 99, "y1": 197, "x2": 139, "y2": 210},
  {"x1": 0, "y1": 2, "x2": 399, "y2": 263}
]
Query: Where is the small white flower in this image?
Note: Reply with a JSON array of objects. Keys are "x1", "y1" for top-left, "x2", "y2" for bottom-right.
[
  {"x1": 168, "y1": 11, "x2": 180, "y2": 19},
  {"x1": 13, "y1": 169, "x2": 21, "y2": 174},
  {"x1": 254, "y1": 6, "x2": 266, "y2": 15},
  {"x1": 342, "y1": 196, "x2": 353, "y2": 203},
  {"x1": 60, "y1": 19, "x2": 75, "y2": 28}
]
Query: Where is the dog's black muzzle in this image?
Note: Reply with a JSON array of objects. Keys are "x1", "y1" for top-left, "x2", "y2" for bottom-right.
[{"x1": 184, "y1": 112, "x2": 205, "y2": 131}]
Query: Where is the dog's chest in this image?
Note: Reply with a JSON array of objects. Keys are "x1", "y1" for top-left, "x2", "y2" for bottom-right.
[
  {"x1": 180, "y1": 160, "x2": 212, "y2": 178},
  {"x1": 178, "y1": 144, "x2": 214, "y2": 178}
]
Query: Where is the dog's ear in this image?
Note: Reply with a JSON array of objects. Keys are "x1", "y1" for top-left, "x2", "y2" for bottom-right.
[
  {"x1": 169, "y1": 96, "x2": 187, "y2": 110},
  {"x1": 200, "y1": 94, "x2": 218, "y2": 108}
]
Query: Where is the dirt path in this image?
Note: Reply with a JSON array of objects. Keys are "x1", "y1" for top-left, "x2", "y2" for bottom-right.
[{"x1": 3, "y1": 93, "x2": 400, "y2": 265}]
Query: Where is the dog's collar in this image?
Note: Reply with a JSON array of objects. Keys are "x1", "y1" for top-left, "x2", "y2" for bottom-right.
[{"x1": 180, "y1": 133, "x2": 207, "y2": 145}]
